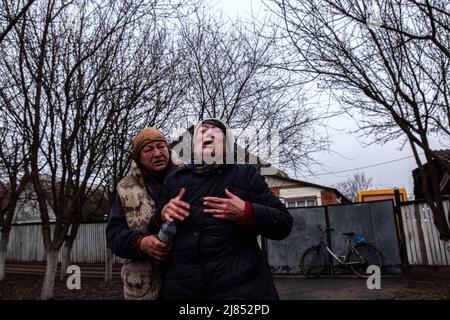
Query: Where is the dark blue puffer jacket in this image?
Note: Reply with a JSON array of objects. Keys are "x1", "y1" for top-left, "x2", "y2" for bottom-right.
[{"x1": 150, "y1": 164, "x2": 293, "y2": 300}]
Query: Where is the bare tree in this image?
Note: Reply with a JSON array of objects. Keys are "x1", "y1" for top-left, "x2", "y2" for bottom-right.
[
  {"x1": 102, "y1": 25, "x2": 187, "y2": 200},
  {"x1": 175, "y1": 8, "x2": 329, "y2": 173},
  {"x1": 0, "y1": 0, "x2": 36, "y2": 44},
  {"x1": 334, "y1": 172, "x2": 373, "y2": 202},
  {"x1": 0, "y1": 123, "x2": 30, "y2": 281},
  {"x1": 0, "y1": 0, "x2": 192, "y2": 299},
  {"x1": 271, "y1": 0, "x2": 450, "y2": 240},
  {"x1": 0, "y1": 0, "x2": 37, "y2": 281},
  {"x1": 56, "y1": 4, "x2": 189, "y2": 282}
]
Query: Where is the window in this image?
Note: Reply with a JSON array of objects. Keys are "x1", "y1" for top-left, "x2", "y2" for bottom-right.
[
  {"x1": 286, "y1": 199, "x2": 317, "y2": 208},
  {"x1": 286, "y1": 201, "x2": 296, "y2": 208},
  {"x1": 306, "y1": 199, "x2": 316, "y2": 207}
]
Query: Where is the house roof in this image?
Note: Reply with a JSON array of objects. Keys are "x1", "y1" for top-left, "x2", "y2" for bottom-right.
[
  {"x1": 435, "y1": 149, "x2": 450, "y2": 162},
  {"x1": 8, "y1": 175, "x2": 109, "y2": 223},
  {"x1": 266, "y1": 169, "x2": 352, "y2": 204},
  {"x1": 412, "y1": 149, "x2": 450, "y2": 173},
  {"x1": 412, "y1": 149, "x2": 450, "y2": 198},
  {"x1": 39, "y1": 176, "x2": 110, "y2": 221}
]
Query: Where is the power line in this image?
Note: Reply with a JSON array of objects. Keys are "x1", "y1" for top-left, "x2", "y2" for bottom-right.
[{"x1": 305, "y1": 153, "x2": 422, "y2": 177}]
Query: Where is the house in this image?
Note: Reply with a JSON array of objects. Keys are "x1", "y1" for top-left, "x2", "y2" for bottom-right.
[
  {"x1": 12, "y1": 184, "x2": 57, "y2": 224},
  {"x1": 412, "y1": 149, "x2": 450, "y2": 200},
  {"x1": 4, "y1": 176, "x2": 109, "y2": 224},
  {"x1": 264, "y1": 169, "x2": 351, "y2": 207}
]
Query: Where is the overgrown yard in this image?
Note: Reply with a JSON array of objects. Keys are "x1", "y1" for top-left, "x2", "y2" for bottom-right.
[{"x1": 1, "y1": 274, "x2": 450, "y2": 300}]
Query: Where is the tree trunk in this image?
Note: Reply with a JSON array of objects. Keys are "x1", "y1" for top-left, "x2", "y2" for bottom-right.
[
  {"x1": 59, "y1": 242, "x2": 72, "y2": 281},
  {"x1": 41, "y1": 249, "x2": 58, "y2": 300},
  {"x1": 410, "y1": 141, "x2": 450, "y2": 241},
  {"x1": 105, "y1": 248, "x2": 113, "y2": 283},
  {"x1": 425, "y1": 160, "x2": 450, "y2": 241},
  {"x1": 0, "y1": 230, "x2": 10, "y2": 281}
]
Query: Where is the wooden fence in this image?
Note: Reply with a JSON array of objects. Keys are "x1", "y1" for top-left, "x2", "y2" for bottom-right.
[
  {"x1": 7, "y1": 222, "x2": 123, "y2": 264},
  {"x1": 400, "y1": 200, "x2": 450, "y2": 266}
]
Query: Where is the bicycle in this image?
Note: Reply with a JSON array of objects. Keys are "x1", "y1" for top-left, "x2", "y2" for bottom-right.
[{"x1": 300, "y1": 225, "x2": 383, "y2": 279}]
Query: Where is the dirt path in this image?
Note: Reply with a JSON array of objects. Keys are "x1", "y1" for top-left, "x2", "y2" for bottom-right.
[
  {"x1": 0, "y1": 274, "x2": 124, "y2": 300},
  {"x1": 1, "y1": 274, "x2": 449, "y2": 300},
  {"x1": 275, "y1": 276, "x2": 403, "y2": 299},
  {"x1": 275, "y1": 275, "x2": 450, "y2": 300}
]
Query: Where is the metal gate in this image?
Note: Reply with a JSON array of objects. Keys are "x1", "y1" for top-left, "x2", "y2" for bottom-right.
[{"x1": 266, "y1": 200, "x2": 403, "y2": 274}]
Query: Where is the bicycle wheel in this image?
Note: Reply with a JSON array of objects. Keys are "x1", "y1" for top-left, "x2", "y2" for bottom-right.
[
  {"x1": 348, "y1": 244, "x2": 383, "y2": 279},
  {"x1": 300, "y1": 246, "x2": 326, "y2": 278}
]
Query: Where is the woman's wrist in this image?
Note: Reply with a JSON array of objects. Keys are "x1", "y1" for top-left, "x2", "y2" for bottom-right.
[
  {"x1": 239, "y1": 201, "x2": 254, "y2": 225},
  {"x1": 135, "y1": 235, "x2": 146, "y2": 257}
]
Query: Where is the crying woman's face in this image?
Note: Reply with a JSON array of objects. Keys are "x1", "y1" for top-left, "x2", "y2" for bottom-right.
[{"x1": 194, "y1": 123, "x2": 225, "y2": 164}]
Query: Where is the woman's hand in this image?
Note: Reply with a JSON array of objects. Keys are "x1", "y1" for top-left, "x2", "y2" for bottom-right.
[
  {"x1": 162, "y1": 187, "x2": 190, "y2": 222},
  {"x1": 139, "y1": 235, "x2": 171, "y2": 261},
  {"x1": 203, "y1": 189, "x2": 246, "y2": 223}
]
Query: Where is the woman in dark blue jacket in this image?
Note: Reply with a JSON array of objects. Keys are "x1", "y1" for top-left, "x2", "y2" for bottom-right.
[{"x1": 151, "y1": 118, "x2": 293, "y2": 300}]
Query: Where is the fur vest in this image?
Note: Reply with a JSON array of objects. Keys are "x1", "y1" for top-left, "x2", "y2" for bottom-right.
[{"x1": 116, "y1": 164, "x2": 161, "y2": 300}]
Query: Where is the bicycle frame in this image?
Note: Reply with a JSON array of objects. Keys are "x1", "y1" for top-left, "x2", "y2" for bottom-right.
[
  {"x1": 318, "y1": 233, "x2": 358, "y2": 266},
  {"x1": 325, "y1": 244, "x2": 346, "y2": 265}
]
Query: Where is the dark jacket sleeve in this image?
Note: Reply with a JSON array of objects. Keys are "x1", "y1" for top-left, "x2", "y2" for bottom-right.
[
  {"x1": 148, "y1": 209, "x2": 163, "y2": 235},
  {"x1": 148, "y1": 182, "x2": 171, "y2": 235},
  {"x1": 247, "y1": 166, "x2": 293, "y2": 240},
  {"x1": 105, "y1": 195, "x2": 143, "y2": 259}
]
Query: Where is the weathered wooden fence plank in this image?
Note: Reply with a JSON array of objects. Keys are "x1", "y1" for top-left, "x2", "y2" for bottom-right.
[
  {"x1": 400, "y1": 200, "x2": 450, "y2": 266},
  {"x1": 401, "y1": 205, "x2": 414, "y2": 265}
]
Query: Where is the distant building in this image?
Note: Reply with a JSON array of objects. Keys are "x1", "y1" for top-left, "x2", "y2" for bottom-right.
[
  {"x1": 2, "y1": 176, "x2": 109, "y2": 224},
  {"x1": 265, "y1": 169, "x2": 351, "y2": 207},
  {"x1": 12, "y1": 185, "x2": 57, "y2": 224}
]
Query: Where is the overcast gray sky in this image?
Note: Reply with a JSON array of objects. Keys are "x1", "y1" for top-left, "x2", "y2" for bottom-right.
[{"x1": 214, "y1": 0, "x2": 449, "y2": 199}]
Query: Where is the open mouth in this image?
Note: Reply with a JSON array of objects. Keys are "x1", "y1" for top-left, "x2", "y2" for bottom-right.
[{"x1": 202, "y1": 140, "x2": 215, "y2": 148}]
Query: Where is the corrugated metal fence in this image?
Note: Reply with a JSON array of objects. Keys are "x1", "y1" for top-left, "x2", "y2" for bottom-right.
[
  {"x1": 266, "y1": 200, "x2": 403, "y2": 274},
  {"x1": 7, "y1": 222, "x2": 123, "y2": 264},
  {"x1": 400, "y1": 200, "x2": 450, "y2": 266}
]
